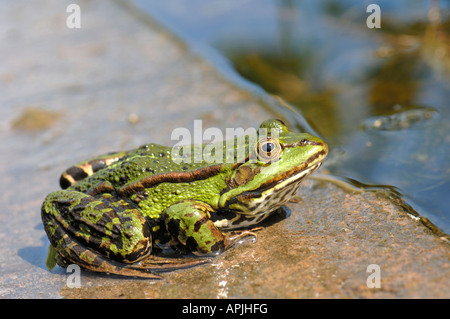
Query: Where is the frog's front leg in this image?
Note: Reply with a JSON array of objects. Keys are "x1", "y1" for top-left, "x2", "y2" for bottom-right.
[
  {"x1": 164, "y1": 200, "x2": 255, "y2": 254},
  {"x1": 41, "y1": 188, "x2": 155, "y2": 277}
]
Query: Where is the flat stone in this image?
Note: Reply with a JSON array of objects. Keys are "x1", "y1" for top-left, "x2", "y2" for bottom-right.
[{"x1": 60, "y1": 180, "x2": 450, "y2": 298}]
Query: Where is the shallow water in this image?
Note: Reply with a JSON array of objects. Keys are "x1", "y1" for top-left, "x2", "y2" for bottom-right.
[{"x1": 131, "y1": 0, "x2": 450, "y2": 234}]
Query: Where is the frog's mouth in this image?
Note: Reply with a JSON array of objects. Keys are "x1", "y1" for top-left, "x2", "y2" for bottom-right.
[
  {"x1": 250, "y1": 145, "x2": 327, "y2": 195},
  {"x1": 255, "y1": 161, "x2": 322, "y2": 194},
  {"x1": 216, "y1": 162, "x2": 322, "y2": 230},
  {"x1": 228, "y1": 161, "x2": 322, "y2": 214}
]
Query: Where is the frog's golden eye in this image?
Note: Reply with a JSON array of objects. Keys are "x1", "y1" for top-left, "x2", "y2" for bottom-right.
[{"x1": 256, "y1": 137, "x2": 283, "y2": 163}]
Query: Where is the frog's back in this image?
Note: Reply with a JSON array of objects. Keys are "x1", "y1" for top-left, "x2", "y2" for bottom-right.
[
  {"x1": 65, "y1": 144, "x2": 165, "y2": 190},
  {"x1": 67, "y1": 143, "x2": 231, "y2": 193}
]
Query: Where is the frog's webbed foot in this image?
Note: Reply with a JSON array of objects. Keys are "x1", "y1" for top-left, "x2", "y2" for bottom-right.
[
  {"x1": 126, "y1": 255, "x2": 208, "y2": 273},
  {"x1": 80, "y1": 254, "x2": 208, "y2": 279},
  {"x1": 224, "y1": 229, "x2": 260, "y2": 247},
  {"x1": 53, "y1": 242, "x2": 165, "y2": 279},
  {"x1": 47, "y1": 241, "x2": 207, "y2": 279}
]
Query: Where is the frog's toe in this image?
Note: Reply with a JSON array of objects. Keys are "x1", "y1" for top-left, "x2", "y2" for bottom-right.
[
  {"x1": 127, "y1": 255, "x2": 208, "y2": 273},
  {"x1": 223, "y1": 229, "x2": 258, "y2": 248}
]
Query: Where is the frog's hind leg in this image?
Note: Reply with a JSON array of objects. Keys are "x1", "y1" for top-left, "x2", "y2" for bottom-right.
[
  {"x1": 59, "y1": 151, "x2": 126, "y2": 189},
  {"x1": 48, "y1": 226, "x2": 163, "y2": 278},
  {"x1": 41, "y1": 190, "x2": 161, "y2": 278},
  {"x1": 48, "y1": 227, "x2": 205, "y2": 278}
]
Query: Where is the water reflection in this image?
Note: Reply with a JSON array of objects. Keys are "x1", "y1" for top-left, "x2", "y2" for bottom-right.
[{"x1": 131, "y1": 0, "x2": 449, "y2": 233}]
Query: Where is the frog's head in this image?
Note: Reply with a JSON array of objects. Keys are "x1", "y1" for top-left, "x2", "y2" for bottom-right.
[{"x1": 218, "y1": 119, "x2": 328, "y2": 225}]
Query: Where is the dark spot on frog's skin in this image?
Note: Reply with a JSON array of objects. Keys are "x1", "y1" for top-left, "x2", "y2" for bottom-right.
[
  {"x1": 119, "y1": 174, "x2": 128, "y2": 184},
  {"x1": 132, "y1": 197, "x2": 141, "y2": 203},
  {"x1": 90, "y1": 159, "x2": 107, "y2": 173},
  {"x1": 132, "y1": 194, "x2": 147, "y2": 203},
  {"x1": 145, "y1": 167, "x2": 155, "y2": 174},
  {"x1": 166, "y1": 218, "x2": 181, "y2": 239},
  {"x1": 141, "y1": 220, "x2": 152, "y2": 239},
  {"x1": 159, "y1": 152, "x2": 165, "y2": 157},
  {"x1": 193, "y1": 217, "x2": 208, "y2": 232},
  {"x1": 117, "y1": 183, "x2": 146, "y2": 198},
  {"x1": 210, "y1": 210, "x2": 235, "y2": 223},
  {"x1": 185, "y1": 236, "x2": 199, "y2": 251},
  {"x1": 59, "y1": 175, "x2": 72, "y2": 189},
  {"x1": 233, "y1": 214, "x2": 255, "y2": 226},
  {"x1": 229, "y1": 165, "x2": 261, "y2": 188},
  {"x1": 86, "y1": 181, "x2": 115, "y2": 196},
  {"x1": 182, "y1": 165, "x2": 189, "y2": 171},
  {"x1": 66, "y1": 166, "x2": 88, "y2": 181},
  {"x1": 210, "y1": 241, "x2": 225, "y2": 252}
]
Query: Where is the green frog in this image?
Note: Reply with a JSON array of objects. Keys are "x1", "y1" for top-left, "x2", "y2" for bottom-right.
[{"x1": 41, "y1": 119, "x2": 328, "y2": 278}]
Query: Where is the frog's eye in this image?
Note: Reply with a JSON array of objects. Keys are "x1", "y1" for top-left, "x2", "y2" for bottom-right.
[{"x1": 256, "y1": 137, "x2": 283, "y2": 163}]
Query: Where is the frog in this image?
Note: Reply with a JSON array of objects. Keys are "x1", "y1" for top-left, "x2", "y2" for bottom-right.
[{"x1": 41, "y1": 119, "x2": 328, "y2": 278}]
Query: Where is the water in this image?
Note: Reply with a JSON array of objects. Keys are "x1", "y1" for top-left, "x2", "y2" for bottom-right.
[{"x1": 130, "y1": 0, "x2": 450, "y2": 234}]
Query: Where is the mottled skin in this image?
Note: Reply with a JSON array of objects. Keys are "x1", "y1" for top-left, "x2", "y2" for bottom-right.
[{"x1": 41, "y1": 119, "x2": 328, "y2": 278}]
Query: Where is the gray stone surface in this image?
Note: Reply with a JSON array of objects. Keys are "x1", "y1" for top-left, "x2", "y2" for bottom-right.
[{"x1": 0, "y1": 0, "x2": 448, "y2": 299}]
